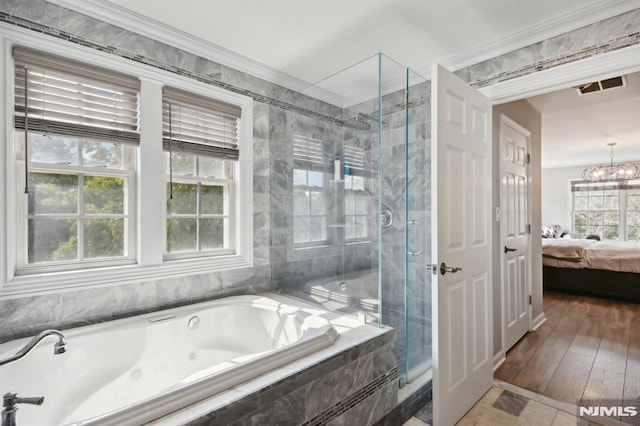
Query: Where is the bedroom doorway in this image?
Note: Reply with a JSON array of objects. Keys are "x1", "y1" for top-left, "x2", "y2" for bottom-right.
[
  {"x1": 499, "y1": 114, "x2": 532, "y2": 352},
  {"x1": 480, "y1": 36, "x2": 640, "y2": 426},
  {"x1": 478, "y1": 42, "x2": 640, "y2": 361}
]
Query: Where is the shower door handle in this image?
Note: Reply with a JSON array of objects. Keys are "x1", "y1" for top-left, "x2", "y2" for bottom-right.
[
  {"x1": 440, "y1": 262, "x2": 462, "y2": 275},
  {"x1": 407, "y1": 220, "x2": 423, "y2": 256}
]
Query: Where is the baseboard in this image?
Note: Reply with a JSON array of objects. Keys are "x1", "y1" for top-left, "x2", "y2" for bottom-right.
[
  {"x1": 531, "y1": 313, "x2": 547, "y2": 331},
  {"x1": 493, "y1": 351, "x2": 506, "y2": 372}
]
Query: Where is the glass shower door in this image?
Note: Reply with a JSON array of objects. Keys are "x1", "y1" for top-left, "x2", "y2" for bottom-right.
[{"x1": 404, "y1": 69, "x2": 432, "y2": 382}]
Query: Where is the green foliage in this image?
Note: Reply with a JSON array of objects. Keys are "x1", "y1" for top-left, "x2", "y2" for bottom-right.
[{"x1": 28, "y1": 173, "x2": 126, "y2": 262}]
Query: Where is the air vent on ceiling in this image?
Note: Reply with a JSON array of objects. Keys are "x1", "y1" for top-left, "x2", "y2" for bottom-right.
[{"x1": 574, "y1": 76, "x2": 626, "y2": 95}]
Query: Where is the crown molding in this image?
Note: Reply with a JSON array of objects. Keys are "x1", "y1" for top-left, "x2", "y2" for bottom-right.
[
  {"x1": 414, "y1": 0, "x2": 640, "y2": 79},
  {"x1": 47, "y1": 0, "x2": 344, "y2": 107}
]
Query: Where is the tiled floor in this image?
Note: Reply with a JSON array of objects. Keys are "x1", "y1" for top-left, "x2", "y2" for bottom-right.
[{"x1": 403, "y1": 382, "x2": 609, "y2": 426}]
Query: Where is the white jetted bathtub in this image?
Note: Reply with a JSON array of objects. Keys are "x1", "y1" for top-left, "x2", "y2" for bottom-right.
[{"x1": 0, "y1": 295, "x2": 338, "y2": 425}]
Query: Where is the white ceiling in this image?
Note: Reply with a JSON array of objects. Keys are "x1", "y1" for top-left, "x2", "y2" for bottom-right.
[{"x1": 528, "y1": 71, "x2": 640, "y2": 169}]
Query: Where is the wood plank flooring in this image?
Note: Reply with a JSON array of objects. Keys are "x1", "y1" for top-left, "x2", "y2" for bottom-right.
[{"x1": 495, "y1": 292, "x2": 640, "y2": 410}]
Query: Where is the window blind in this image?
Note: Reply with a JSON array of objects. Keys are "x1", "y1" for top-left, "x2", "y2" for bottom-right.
[
  {"x1": 163, "y1": 86, "x2": 241, "y2": 161},
  {"x1": 344, "y1": 145, "x2": 370, "y2": 177},
  {"x1": 13, "y1": 46, "x2": 140, "y2": 144},
  {"x1": 571, "y1": 180, "x2": 640, "y2": 192},
  {"x1": 293, "y1": 134, "x2": 329, "y2": 172}
]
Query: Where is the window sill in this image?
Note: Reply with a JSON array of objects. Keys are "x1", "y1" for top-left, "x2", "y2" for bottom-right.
[{"x1": 1, "y1": 254, "x2": 252, "y2": 298}]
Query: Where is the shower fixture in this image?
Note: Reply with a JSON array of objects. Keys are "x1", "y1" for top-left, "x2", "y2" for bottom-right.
[
  {"x1": 343, "y1": 112, "x2": 390, "y2": 130},
  {"x1": 380, "y1": 208, "x2": 393, "y2": 228},
  {"x1": 344, "y1": 116, "x2": 371, "y2": 130}
]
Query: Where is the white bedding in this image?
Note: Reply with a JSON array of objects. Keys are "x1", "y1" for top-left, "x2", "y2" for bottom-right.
[{"x1": 542, "y1": 238, "x2": 640, "y2": 273}]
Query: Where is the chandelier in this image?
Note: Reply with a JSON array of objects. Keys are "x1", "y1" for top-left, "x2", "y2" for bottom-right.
[{"x1": 581, "y1": 143, "x2": 640, "y2": 182}]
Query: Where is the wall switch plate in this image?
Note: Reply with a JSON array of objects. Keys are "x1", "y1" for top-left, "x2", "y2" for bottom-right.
[{"x1": 495, "y1": 207, "x2": 501, "y2": 222}]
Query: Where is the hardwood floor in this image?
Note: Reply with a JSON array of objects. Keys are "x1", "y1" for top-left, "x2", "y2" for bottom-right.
[{"x1": 495, "y1": 292, "x2": 640, "y2": 412}]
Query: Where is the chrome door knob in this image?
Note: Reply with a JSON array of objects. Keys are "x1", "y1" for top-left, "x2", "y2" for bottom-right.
[{"x1": 440, "y1": 262, "x2": 462, "y2": 275}]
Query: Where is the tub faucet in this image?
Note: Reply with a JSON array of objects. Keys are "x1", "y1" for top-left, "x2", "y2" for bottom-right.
[
  {"x1": 2, "y1": 392, "x2": 44, "y2": 426},
  {"x1": 0, "y1": 330, "x2": 67, "y2": 367}
]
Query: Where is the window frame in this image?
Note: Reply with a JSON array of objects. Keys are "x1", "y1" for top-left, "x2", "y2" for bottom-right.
[
  {"x1": 164, "y1": 158, "x2": 236, "y2": 259},
  {"x1": 344, "y1": 174, "x2": 370, "y2": 243},
  {"x1": 15, "y1": 133, "x2": 137, "y2": 273},
  {"x1": 571, "y1": 180, "x2": 639, "y2": 240},
  {"x1": 1, "y1": 30, "x2": 253, "y2": 296},
  {"x1": 292, "y1": 168, "x2": 329, "y2": 248}
]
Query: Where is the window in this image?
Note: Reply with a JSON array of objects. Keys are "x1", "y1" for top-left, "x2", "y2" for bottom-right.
[
  {"x1": 163, "y1": 87, "x2": 240, "y2": 258},
  {"x1": 13, "y1": 47, "x2": 139, "y2": 271},
  {"x1": 344, "y1": 146, "x2": 369, "y2": 241},
  {"x1": 293, "y1": 169, "x2": 327, "y2": 244},
  {"x1": 4, "y1": 38, "x2": 252, "y2": 294},
  {"x1": 626, "y1": 188, "x2": 640, "y2": 240},
  {"x1": 571, "y1": 180, "x2": 640, "y2": 240},
  {"x1": 292, "y1": 134, "x2": 328, "y2": 246},
  {"x1": 344, "y1": 175, "x2": 368, "y2": 240}
]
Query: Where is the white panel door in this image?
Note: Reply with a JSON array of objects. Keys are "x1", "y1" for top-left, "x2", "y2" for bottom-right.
[
  {"x1": 431, "y1": 64, "x2": 493, "y2": 426},
  {"x1": 499, "y1": 114, "x2": 532, "y2": 351}
]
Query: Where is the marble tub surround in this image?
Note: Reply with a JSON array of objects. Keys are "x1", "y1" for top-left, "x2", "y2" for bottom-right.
[
  {"x1": 0, "y1": 266, "x2": 273, "y2": 344},
  {"x1": 148, "y1": 294, "x2": 398, "y2": 426}
]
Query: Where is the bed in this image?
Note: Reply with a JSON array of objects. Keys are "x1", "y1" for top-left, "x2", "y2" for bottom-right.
[{"x1": 542, "y1": 238, "x2": 640, "y2": 301}]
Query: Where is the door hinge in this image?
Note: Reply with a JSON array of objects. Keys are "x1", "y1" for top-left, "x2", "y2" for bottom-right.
[
  {"x1": 529, "y1": 295, "x2": 532, "y2": 305},
  {"x1": 526, "y1": 224, "x2": 531, "y2": 234},
  {"x1": 526, "y1": 153, "x2": 531, "y2": 164},
  {"x1": 425, "y1": 264, "x2": 438, "y2": 275}
]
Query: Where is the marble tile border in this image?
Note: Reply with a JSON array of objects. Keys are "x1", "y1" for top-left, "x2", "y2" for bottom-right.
[
  {"x1": 471, "y1": 31, "x2": 640, "y2": 89},
  {"x1": 299, "y1": 368, "x2": 398, "y2": 426}
]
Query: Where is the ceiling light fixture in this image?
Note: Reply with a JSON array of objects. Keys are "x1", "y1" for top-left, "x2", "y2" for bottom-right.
[{"x1": 582, "y1": 142, "x2": 640, "y2": 182}]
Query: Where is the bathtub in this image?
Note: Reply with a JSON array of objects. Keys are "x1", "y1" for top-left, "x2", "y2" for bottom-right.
[
  {"x1": 0, "y1": 295, "x2": 338, "y2": 425},
  {"x1": 304, "y1": 271, "x2": 378, "y2": 312}
]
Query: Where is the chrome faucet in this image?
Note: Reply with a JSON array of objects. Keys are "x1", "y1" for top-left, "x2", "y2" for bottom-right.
[
  {"x1": 0, "y1": 330, "x2": 67, "y2": 366},
  {"x1": 2, "y1": 393, "x2": 44, "y2": 426}
]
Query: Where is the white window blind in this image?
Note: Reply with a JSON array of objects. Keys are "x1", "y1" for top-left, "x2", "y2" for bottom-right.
[
  {"x1": 293, "y1": 134, "x2": 328, "y2": 172},
  {"x1": 163, "y1": 86, "x2": 241, "y2": 160},
  {"x1": 13, "y1": 46, "x2": 140, "y2": 144}
]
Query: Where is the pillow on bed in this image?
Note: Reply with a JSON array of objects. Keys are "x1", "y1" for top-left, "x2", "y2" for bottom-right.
[
  {"x1": 551, "y1": 225, "x2": 563, "y2": 238},
  {"x1": 542, "y1": 225, "x2": 564, "y2": 238}
]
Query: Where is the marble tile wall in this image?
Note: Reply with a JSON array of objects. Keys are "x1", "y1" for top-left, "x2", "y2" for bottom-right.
[
  {"x1": 458, "y1": 8, "x2": 640, "y2": 88},
  {"x1": 186, "y1": 331, "x2": 398, "y2": 426}
]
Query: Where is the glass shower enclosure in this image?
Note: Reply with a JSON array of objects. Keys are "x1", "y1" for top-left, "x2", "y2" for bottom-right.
[{"x1": 278, "y1": 54, "x2": 432, "y2": 384}]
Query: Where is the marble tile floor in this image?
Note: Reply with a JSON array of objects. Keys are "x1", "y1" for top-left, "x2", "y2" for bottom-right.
[{"x1": 402, "y1": 381, "x2": 621, "y2": 426}]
